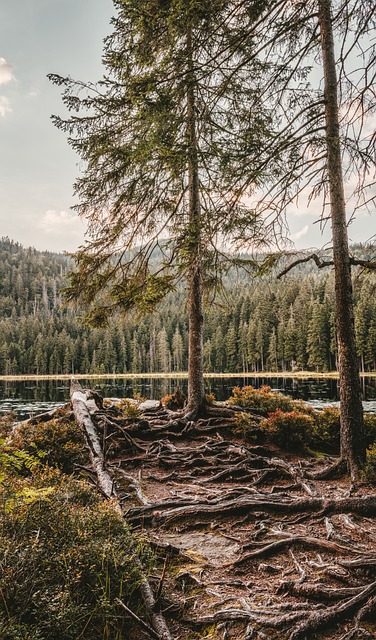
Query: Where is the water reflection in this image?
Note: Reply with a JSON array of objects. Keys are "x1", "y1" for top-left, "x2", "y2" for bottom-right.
[{"x1": 1, "y1": 376, "x2": 375, "y2": 418}]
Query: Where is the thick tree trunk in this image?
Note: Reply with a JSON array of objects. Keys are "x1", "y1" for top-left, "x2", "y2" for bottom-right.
[
  {"x1": 186, "y1": 27, "x2": 205, "y2": 418},
  {"x1": 318, "y1": 0, "x2": 365, "y2": 478}
]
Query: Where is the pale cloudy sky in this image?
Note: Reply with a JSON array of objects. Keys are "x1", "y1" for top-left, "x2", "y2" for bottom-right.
[
  {"x1": 0, "y1": 1, "x2": 374, "y2": 253},
  {"x1": 0, "y1": 0, "x2": 113, "y2": 252}
]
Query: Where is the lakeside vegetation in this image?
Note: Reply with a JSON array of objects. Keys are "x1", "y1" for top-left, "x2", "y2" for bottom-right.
[{"x1": 1, "y1": 0, "x2": 375, "y2": 635}]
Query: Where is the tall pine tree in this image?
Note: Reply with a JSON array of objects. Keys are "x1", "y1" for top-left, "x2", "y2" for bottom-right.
[{"x1": 49, "y1": 0, "x2": 276, "y2": 416}]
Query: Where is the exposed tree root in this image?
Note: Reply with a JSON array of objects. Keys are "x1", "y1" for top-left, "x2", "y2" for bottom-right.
[
  {"x1": 66, "y1": 381, "x2": 376, "y2": 640},
  {"x1": 338, "y1": 630, "x2": 374, "y2": 640},
  {"x1": 125, "y1": 494, "x2": 376, "y2": 528},
  {"x1": 306, "y1": 457, "x2": 347, "y2": 480},
  {"x1": 288, "y1": 580, "x2": 376, "y2": 640},
  {"x1": 279, "y1": 581, "x2": 367, "y2": 601},
  {"x1": 235, "y1": 534, "x2": 364, "y2": 566},
  {"x1": 339, "y1": 557, "x2": 376, "y2": 569}
]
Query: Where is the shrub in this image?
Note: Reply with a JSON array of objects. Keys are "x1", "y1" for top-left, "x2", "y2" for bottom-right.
[
  {"x1": 312, "y1": 406, "x2": 340, "y2": 453},
  {"x1": 233, "y1": 412, "x2": 262, "y2": 443},
  {"x1": 228, "y1": 385, "x2": 296, "y2": 414},
  {"x1": 205, "y1": 392, "x2": 216, "y2": 405},
  {"x1": 361, "y1": 443, "x2": 376, "y2": 484},
  {"x1": 311, "y1": 409, "x2": 376, "y2": 454},
  {"x1": 0, "y1": 439, "x2": 44, "y2": 479},
  {"x1": 118, "y1": 398, "x2": 142, "y2": 418},
  {"x1": 0, "y1": 412, "x2": 16, "y2": 438},
  {"x1": 228, "y1": 389, "x2": 376, "y2": 455},
  {"x1": 161, "y1": 393, "x2": 175, "y2": 409},
  {"x1": 161, "y1": 387, "x2": 186, "y2": 410},
  {"x1": 261, "y1": 409, "x2": 315, "y2": 452},
  {"x1": 10, "y1": 417, "x2": 86, "y2": 474},
  {"x1": 0, "y1": 470, "x2": 152, "y2": 640},
  {"x1": 364, "y1": 413, "x2": 376, "y2": 446}
]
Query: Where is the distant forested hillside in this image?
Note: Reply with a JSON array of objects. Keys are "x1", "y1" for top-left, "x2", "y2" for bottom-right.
[{"x1": 0, "y1": 237, "x2": 375, "y2": 375}]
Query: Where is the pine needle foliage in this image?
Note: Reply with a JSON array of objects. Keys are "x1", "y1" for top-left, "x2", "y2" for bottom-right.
[{"x1": 49, "y1": 0, "x2": 282, "y2": 328}]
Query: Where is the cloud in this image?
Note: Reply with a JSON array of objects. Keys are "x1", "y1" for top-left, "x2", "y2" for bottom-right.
[
  {"x1": 290, "y1": 225, "x2": 309, "y2": 241},
  {"x1": 37, "y1": 209, "x2": 86, "y2": 252},
  {"x1": 40, "y1": 209, "x2": 78, "y2": 230},
  {"x1": 0, "y1": 96, "x2": 11, "y2": 117},
  {"x1": 0, "y1": 58, "x2": 14, "y2": 85}
]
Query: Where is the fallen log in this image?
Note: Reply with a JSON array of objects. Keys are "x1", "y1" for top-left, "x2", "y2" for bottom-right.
[
  {"x1": 70, "y1": 379, "x2": 173, "y2": 640},
  {"x1": 70, "y1": 378, "x2": 115, "y2": 498}
]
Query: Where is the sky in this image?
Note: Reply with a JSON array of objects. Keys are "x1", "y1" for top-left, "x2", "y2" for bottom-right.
[
  {"x1": 0, "y1": 0, "x2": 374, "y2": 254},
  {"x1": 0, "y1": 0, "x2": 113, "y2": 252}
]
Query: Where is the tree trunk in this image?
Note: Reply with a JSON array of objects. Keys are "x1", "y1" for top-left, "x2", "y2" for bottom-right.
[
  {"x1": 318, "y1": 0, "x2": 365, "y2": 478},
  {"x1": 186, "y1": 26, "x2": 205, "y2": 418}
]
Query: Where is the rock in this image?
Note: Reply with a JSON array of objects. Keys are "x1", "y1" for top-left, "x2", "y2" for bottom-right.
[
  {"x1": 139, "y1": 399, "x2": 161, "y2": 411},
  {"x1": 160, "y1": 532, "x2": 240, "y2": 567}
]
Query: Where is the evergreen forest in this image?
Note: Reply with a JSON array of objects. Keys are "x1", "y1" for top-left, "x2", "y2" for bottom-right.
[{"x1": 1, "y1": 237, "x2": 375, "y2": 376}]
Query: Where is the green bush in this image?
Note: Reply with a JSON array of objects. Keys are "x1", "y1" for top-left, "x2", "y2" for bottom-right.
[
  {"x1": 9, "y1": 417, "x2": 86, "y2": 474},
  {"x1": 0, "y1": 413, "x2": 16, "y2": 438},
  {"x1": 228, "y1": 389, "x2": 376, "y2": 455},
  {"x1": 205, "y1": 392, "x2": 216, "y2": 405},
  {"x1": 233, "y1": 412, "x2": 262, "y2": 442},
  {"x1": 261, "y1": 409, "x2": 315, "y2": 452},
  {"x1": 312, "y1": 408, "x2": 376, "y2": 454},
  {"x1": 361, "y1": 443, "x2": 376, "y2": 484},
  {"x1": 228, "y1": 385, "x2": 295, "y2": 414},
  {"x1": 161, "y1": 388, "x2": 186, "y2": 410},
  {"x1": 0, "y1": 469, "x2": 152, "y2": 640},
  {"x1": 117, "y1": 398, "x2": 142, "y2": 418},
  {"x1": 364, "y1": 413, "x2": 376, "y2": 446},
  {"x1": 312, "y1": 406, "x2": 340, "y2": 453}
]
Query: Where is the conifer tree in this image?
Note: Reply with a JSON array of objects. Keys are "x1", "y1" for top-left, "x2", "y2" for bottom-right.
[
  {"x1": 240, "y1": 0, "x2": 375, "y2": 476},
  {"x1": 307, "y1": 299, "x2": 331, "y2": 372},
  {"x1": 49, "y1": 0, "x2": 276, "y2": 417},
  {"x1": 172, "y1": 325, "x2": 184, "y2": 372},
  {"x1": 267, "y1": 327, "x2": 278, "y2": 371}
]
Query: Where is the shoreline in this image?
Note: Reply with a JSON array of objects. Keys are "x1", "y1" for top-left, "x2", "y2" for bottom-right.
[{"x1": 0, "y1": 371, "x2": 376, "y2": 382}]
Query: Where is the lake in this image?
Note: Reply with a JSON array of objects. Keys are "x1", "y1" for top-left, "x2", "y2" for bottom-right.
[{"x1": 1, "y1": 375, "x2": 376, "y2": 418}]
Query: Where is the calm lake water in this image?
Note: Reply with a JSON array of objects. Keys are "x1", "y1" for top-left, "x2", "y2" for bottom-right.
[{"x1": 1, "y1": 376, "x2": 376, "y2": 418}]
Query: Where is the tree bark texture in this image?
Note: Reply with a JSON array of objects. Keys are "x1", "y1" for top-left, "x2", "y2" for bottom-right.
[
  {"x1": 318, "y1": 0, "x2": 365, "y2": 477},
  {"x1": 186, "y1": 26, "x2": 205, "y2": 417}
]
